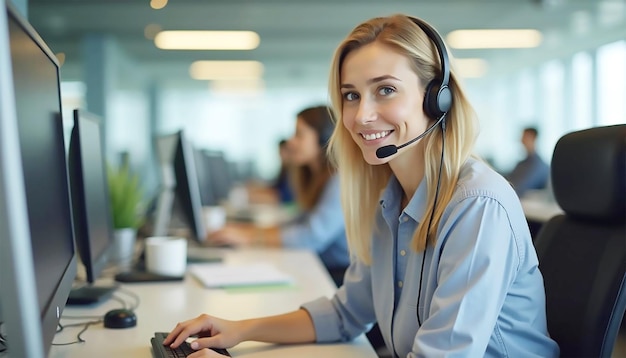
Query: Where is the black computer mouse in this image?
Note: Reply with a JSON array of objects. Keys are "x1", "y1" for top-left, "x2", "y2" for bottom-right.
[{"x1": 103, "y1": 308, "x2": 137, "y2": 329}]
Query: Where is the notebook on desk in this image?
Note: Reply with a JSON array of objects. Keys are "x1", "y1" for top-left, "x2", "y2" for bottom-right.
[{"x1": 188, "y1": 262, "x2": 293, "y2": 288}]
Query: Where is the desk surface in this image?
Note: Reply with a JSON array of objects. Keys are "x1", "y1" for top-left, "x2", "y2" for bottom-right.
[
  {"x1": 520, "y1": 196, "x2": 563, "y2": 223},
  {"x1": 50, "y1": 248, "x2": 376, "y2": 358}
]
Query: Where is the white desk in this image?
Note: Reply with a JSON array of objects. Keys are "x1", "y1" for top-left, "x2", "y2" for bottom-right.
[
  {"x1": 49, "y1": 248, "x2": 376, "y2": 358},
  {"x1": 520, "y1": 196, "x2": 564, "y2": 223}
]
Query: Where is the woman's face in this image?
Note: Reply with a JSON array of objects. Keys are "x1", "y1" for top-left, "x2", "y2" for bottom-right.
[
  {"x1": 287, "y1": 117, "x2": 321, "y2": 166},
  {"x1": 340, "y1": 41, "x2": 429, "y2": 165}
]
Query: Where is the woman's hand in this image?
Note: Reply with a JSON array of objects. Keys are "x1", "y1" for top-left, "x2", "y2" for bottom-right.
[
  {"x1": 163, "y1": 314, "x2": 243, "y2": 357},
  {"x1": 206, "y1": 223, "x2": 256, "y2": 247}
]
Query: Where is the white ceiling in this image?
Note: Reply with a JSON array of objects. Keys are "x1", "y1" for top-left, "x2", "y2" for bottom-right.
[{"x1": 27, "y1": 0, "x2": 626, "y2": 90}]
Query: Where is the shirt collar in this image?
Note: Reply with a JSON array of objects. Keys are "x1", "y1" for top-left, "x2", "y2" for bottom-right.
[
  {"x1": 404, "y1": 177, "x2": 428, "y2": 223},
  {"x1": 379, "y1": 175, "x2": 429, "y2": 223}
]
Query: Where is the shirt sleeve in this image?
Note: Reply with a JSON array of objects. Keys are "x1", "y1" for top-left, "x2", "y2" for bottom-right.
[
  {"x1": 280, "y1": 176, "x2": 344, "y2": 252},
  {"x1": 411, "y1": 195, "x2": 520, "y2": 357},
  {"x1": 301, "y1": 258, "x2": 377, "y2": 342}
]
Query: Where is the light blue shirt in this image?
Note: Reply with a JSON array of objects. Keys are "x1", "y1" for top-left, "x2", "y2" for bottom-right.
[
  {"x1": 280, "y1": 174, "x2": 350, "y2": 270},
  {"x1": 302, "y1": 158, "x2": 559, "y2": 357}
]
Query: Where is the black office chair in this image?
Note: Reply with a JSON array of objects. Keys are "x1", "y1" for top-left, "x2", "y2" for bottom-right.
[{"x1": 533, "y1": 124, "x2": 626, "y2": 357}]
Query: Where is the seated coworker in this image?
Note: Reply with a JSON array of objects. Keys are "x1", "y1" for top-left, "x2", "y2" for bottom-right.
[
  {"x1": 506, "y1": 126, "x2": 550, "y2": 197},
  {"x1": 207, "y1": 105, "x2": 349, "y2": 286},
  {"x1": 272, "y1": 138, "x2": 295, "y2": 204},
  {"x1": 242, "y1": 139, "x2": 294, "y2": 205},
  {"x1": 165, "y1": 14, "x2": 559, "y2": 357}
]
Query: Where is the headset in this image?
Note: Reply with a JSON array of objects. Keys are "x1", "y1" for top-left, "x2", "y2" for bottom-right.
[
  {"x1": 411, "y1": 16, "x2": 452, "y2": 120},
  {"x1": 318, "y1": 117, "x2": 334, "y2": 148},
  {"x1": 405, "y1": 16, "x2": 452, "y2": 331},
  {"x1": 375, "y1": 16, "x2": 451, "y2": 159},
  {"x1": 316, "y1": 106, "x2": 335, "y2": 148}
]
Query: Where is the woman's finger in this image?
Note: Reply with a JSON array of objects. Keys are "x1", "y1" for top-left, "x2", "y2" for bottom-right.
[{"x1": 164, "y1": 315, "x2": 212, "y2": 348}]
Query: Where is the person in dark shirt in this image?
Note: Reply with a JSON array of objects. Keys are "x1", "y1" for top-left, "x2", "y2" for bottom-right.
[
  {"x1": 506, "y1": 126, "x2": 550, "y2": 197},
  {"x1": 272, "y1": 139, "x2": 294, "y2": 204}
]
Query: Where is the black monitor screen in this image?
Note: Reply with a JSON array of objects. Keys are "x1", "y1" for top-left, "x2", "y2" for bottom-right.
[
  {"x1": 155, "y1": 131, "x2": 206, "y2": 242},
  {"x1": 8, "y1": 4, "x2": 76, "y2": 354},
  {"x1": 68, "y1": 109, "x2": 113, "y2": 283},
  {"x1": 173, "y1": 132, "x2": 206, "y2": 241},
  {"x1": 194, "y1": 148, "x2": 217, "y2": 206}
]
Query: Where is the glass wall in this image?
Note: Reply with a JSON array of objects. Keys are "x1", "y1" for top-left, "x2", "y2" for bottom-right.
[
  {"x1": 61, "y1": 40, "x2": 626, "y2": 186},
  {"x1": 597, "y1": 40, "x2": 626, "y2": 126}
]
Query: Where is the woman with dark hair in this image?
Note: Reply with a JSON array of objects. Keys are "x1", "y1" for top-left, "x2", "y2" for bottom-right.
[{"x1": 207, "y1": 105, "x2": 349, "y2": 286}]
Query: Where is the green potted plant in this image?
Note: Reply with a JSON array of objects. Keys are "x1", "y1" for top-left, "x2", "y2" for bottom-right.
[{"x1": 107, "y1": 163, "x2": 144, "y2": 269}]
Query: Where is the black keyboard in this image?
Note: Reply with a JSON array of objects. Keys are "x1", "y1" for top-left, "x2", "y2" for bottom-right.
[{"x1": 151, "y1": 332, "x2": 231, "y2": 357}]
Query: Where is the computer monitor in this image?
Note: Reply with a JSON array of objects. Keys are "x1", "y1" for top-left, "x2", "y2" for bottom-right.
[
  {"x1": 154, "y1": 130, "x2": 206, "y2": 242},
  {"x1": 66, "y1": 109, "x2": 117, "y2": 304},
  {"x1": 193, "y1": 148, "x2": 218, "y2": 206},
  {"x1": 202, "y1": 150, "x2": 232, "y2": 205},
  {"x1": 0, "y1": 1, "x2": 77, "y2": 357}
]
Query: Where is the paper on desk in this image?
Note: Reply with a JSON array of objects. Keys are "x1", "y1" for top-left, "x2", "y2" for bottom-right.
[{"x1": 188, "y1": 262, "x2": 293, "y2": 288}]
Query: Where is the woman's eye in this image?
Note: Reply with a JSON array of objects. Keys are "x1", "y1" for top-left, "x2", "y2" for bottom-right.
[
  {"x1": 343, "y1": 92, "x2": 359, "y2": 101},
  {"x1": 378, "y1": 86, "x2": 395, "y2": 96}
]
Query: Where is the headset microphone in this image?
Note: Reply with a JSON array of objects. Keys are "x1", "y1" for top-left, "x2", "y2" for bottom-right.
[{"x1": 375, "y1": 114, "x2": 446, "y2": 159}]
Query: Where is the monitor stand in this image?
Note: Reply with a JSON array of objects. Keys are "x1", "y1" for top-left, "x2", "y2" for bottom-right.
[
  {"x1": 111, "y1": 249, "x2": 185, "y2": 283},
  {"x1": 66, "y1": 285, "x2": 117, "y2": 306},
  {"x1": 110, "y1": 240, "x2": 224, "y2": 283}
]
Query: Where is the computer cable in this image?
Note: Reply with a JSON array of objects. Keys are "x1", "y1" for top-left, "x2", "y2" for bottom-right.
[
  {"x1": 110, "y1": 295, "x2": 128, "y2": 309},
  {"x1": 53, "y1": 319, "x2": 103, "y2": 346},
  {"x1": 417, "y1": 117, "x2": 446, "y2": 327},
  {"x1": 114, "y1": 286, "x2": 141, "y2": 311},
  {"x1": 53, "y1": 287, "x2": 141, "y2": 347}
]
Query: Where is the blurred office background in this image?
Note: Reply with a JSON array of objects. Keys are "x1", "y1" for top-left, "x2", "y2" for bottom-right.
[{"x1": 14, "y1": 0, "x2": 626, "y2": 199}]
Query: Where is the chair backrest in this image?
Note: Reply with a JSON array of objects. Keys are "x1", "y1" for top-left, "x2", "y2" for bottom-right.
[{"x1": 534, "y1": 124, "x2": 626, "y2": 357}]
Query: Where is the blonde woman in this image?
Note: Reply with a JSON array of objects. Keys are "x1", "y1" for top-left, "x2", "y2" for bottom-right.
[{"x1": 164, "y1": 14, "x2": 559, "y2": 357}]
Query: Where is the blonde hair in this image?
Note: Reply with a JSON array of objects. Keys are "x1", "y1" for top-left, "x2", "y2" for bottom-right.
[{"x1": 327, "y1": 14, "x2": 479, "y2": 264}]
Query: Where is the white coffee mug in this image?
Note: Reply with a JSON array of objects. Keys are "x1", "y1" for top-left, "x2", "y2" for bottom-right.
[{"x1": 145, "y1": 236, "x2": 187, "y2": 277}]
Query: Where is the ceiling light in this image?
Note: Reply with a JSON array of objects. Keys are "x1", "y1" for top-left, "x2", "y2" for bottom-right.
[
  {"x1": 150, "y1": 0, "x2": 167, "y2": 10},
  {"x1": 190, "y1": 61, "x2": 264, "y2": 80},
  {"x1": 453, "y1": 58, "x2": 487, "y2": 78},
  {"x1": 155, "y1": 31, "x2": 260, "y2": 50},
  {"x1": 446, "y1": 29, "x2": 542, "y2": 49}
]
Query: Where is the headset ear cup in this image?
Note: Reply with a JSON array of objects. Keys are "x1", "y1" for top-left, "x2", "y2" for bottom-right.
[
  {"x1": 318, "y1": 121, "x2": 334, "y2": 148},
  {"x1": 319, "y1": 129, "x2": 331, "y2": 148},
  {"x1": 423, "y1": 80, "x2": 452, "y2": 119},
  {"x1": 423, "y1": 79, "x2": 442, "y2": 119},
  {"x1": 437, "y1": 85, "x2": 452, "y2": 115}
]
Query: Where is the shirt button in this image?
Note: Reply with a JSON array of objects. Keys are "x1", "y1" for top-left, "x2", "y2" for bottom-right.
[
  {"x1": 400, "y1": 250, "x2": 406, "y2": 256},
  {"x1": 402, "y1": 216, "x2": 409, "y2": 222},
  {"x1": 398, "y1": 281, "x2": 403, "y2": 288}
]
